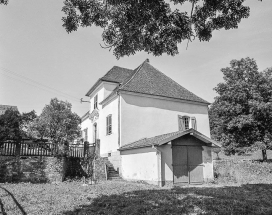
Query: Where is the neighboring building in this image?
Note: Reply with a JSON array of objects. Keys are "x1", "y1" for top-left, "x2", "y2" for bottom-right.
[
  {"x1": 0, "y1": 105, "x2": 18, "y2": 115},
  {"x1": 81, "y1": 59, "x2": 220, "y2": 186}
]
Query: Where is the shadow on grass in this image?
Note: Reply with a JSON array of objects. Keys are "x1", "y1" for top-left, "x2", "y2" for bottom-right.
[
  {"x1": 62, "y1": 184, "x2": 272, "y2": 215},
  {"x1": 0, "y1": 186, "x2": 27, "y2": 215}
]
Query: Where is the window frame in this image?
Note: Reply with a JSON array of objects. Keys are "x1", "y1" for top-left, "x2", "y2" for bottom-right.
[
  {"x1": 94, "y1": 94, "x2": 98, "y2": 109},
  {"x1": 106, "y1": 114, "x2": 112, "y2": 135},
  {"x1": 178, "y1": 115, "x2": 191, "y2": 131},
  {"x1": 183, "y1": 116, "x2": 190, "y2": 130}
]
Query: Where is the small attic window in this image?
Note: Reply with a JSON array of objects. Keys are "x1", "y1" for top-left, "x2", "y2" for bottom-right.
[
  {"x1": 183, "y1": 117, "x2": 190, "y2": 130},
  {"x1": 178, "y1": 115, "x2": 190, "y2": 131}
]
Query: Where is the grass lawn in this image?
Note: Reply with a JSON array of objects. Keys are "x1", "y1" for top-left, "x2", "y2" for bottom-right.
[{"x1": 1, "y1": 180, "x2": 272, "y2": 215}]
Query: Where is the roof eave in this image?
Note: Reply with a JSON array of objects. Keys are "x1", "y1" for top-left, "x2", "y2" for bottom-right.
[
  {"x1": 119, "y1": 90, "x2": 210, "y2": 105},
  {"x1": 118, "y1": 144, "x2": 154, "y2": 151},
  {"x1": 85, "y1": 79, "x2": 120, "y2": 97}
]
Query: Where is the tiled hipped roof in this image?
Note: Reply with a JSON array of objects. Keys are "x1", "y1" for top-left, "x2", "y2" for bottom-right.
[
  {"x1": 85, "y1": 59, "x2": 209, "y2": 105},
  {"x1": 119, "y1": 61, "x2": 209, "y2": 104}
]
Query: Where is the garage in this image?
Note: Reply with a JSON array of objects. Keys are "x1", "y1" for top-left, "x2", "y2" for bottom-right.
[{"x1": 119, "y1": 129, "x2": 221, "y2": 186}]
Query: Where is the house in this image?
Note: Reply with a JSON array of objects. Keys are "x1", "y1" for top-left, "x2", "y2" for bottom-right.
[{"x1": 81, "y1": 59, "x2": 220, "y2": 186}]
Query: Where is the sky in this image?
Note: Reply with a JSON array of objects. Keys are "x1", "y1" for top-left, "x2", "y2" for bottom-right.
[{"x1": 0, "y1": 0, "x2": 272, "y2": 117}]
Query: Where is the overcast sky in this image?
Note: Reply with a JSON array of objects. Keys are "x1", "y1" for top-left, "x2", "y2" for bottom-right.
[{"x1": 0, "y1": 0, "x2": 272, "y2": 117}]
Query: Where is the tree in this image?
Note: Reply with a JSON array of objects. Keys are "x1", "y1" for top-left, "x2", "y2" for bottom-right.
[
  {"x1": 0, "y1": 109, "x2": 37, "y2": 142},
  {"x1": 61, "y1": 0, "x2": 258, "y2": 58},
  {"x1": 0, "y1": 0, "x2": 8, "y2": 5},
  {"x1": 1, "y1": 0, "x2": 262, "y2": 59},
  {"x1": 209, "y1": 57, "x2": 272, "y2": 161},
  {"x1": 36, "y1": 98, "x2": 81, "y2": 148}
]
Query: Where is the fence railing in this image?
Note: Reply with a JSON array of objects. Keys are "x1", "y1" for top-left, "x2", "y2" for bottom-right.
[{"x1": 0, "y1": 141, "x2": 95, "y2": 158}]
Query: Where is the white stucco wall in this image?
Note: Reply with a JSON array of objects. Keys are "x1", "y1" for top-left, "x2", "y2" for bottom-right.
[
  {"x1": 120, "y1": 147, "x2": 158, "y2": 184},
  {"x1": 81, "y1": 117, "x2": 92, "y2": 143},
  {"x1": 104, "y1": 83, "x2": 118, "y2": 99},
  {"x1": 120, "y1": 93, "x2": 210, "y2": 146},
  {"x1": 99, "y1": 96, "x2": 119, "y2": 155},
  {"x1": 202, "y1": 146, "x2": 214, "y2": 181},
  {"x1": 158, "y1": 144, "x2": 173, "y2": 182},
  {"x1": 81, "y1": 82, "x2": 119, "y2": 153}
]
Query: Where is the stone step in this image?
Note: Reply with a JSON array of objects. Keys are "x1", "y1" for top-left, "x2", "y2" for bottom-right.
[
  {"x1": 108, "y1": 174, "x2": 119, "y2": 177},
  {"x1": 108, "y1": 176, "x2": 122, "y2": 180}
]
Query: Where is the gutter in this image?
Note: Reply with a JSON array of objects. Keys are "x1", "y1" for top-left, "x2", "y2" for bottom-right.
[
  {"x1": 118, "y1": 92, "x2": 120, "y2": 146},
  {"x1": 152, "y1": 145, "x2": 162, "y2": 187}
]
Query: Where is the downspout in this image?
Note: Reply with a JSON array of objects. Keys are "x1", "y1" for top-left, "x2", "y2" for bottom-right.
[
  {"x1": 152, "y1": 145, "x2": 162, "y2": 187},
  {"x1": 118, "y1": 92, "x2": 120, "y2": 146}
]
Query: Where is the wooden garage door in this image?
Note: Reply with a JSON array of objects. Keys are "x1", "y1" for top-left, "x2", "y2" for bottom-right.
[{"x1": 172, "y1": 146, "x2": 203, "y2": 184}]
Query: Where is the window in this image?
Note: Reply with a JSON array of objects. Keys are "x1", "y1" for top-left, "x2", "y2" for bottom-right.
[
  {"x1": 178, "y1": 115, "x2": 191, "y2": 131},
  {"x1": 106, "y1": 115, "x2": 112, "y2": 135},
  {"x1": 94, "y1": 94, "x2": 98, "y2": 109},
  {"x1": 183, "y1": 117, "x2": 190, "y2": 130}
]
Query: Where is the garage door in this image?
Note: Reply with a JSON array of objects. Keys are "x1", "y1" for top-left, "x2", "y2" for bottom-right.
[{"x1": 172, "y1": 146, "x2": 203, "y2": 184}]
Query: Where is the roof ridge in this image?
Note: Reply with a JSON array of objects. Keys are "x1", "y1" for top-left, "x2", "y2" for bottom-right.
[
  {"x1": 119, "y1": 59, "x2": 148, "y2": 90},
  {"x1": 102, "y1": 66, "x2": 132, "y2": 79}
]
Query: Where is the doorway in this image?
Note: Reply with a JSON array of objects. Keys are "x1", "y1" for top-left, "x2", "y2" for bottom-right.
[{"x1": 172, "y1": 145, "x2": 203, "y2": 184}]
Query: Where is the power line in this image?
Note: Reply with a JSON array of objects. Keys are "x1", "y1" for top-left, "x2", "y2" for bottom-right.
[
  {"x1": 0, "y1": 66, "x2": 82, "y2": 102},
  {"x1": 0, "y1": 69, "x2": 81, "y2": 102}
]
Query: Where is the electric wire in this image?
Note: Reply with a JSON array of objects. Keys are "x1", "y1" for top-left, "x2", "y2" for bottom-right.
[
  {"x1": 0, "y1": 67, "x2": 81, "y2": 102},
  {"x1": 0, "y1": 68, "x2": 81, "y2": 102}
]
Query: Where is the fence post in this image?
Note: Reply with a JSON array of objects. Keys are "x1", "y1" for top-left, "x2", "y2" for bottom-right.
[
  {"x1": 15, "y1": 141, "x2": 21, "y2": 156},
  {"x1": 84, "y1": 141, "x2": 89, "y2": 157}
]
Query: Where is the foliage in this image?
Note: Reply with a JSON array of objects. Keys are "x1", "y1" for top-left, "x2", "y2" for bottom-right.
[
  {"x1": 0, "y1": 109, "x2": 37, "y2": 142},
  {"x1": 1, "y1": 0, "x2": 262, "y2": 58},
  {"x1": 209, "y1": 57, "x2": 272, "y2": 160},
  {"x1": 35, "y1": 98, "x2": 81, "y2": 146},
  {"x1": 60, "y1": 0, "x2": 259, "y2": 59},
  {"x1": 0, "y1": 0, "x2": 8, "y2": 5}
]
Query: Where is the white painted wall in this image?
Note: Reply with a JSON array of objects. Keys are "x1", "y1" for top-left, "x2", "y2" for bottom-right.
[
  {"x1": 120, "y1": 147, "x2": 158, "y2": 184},
  {"x1": 81, "y1": 82, "x2": 119, "y2": 154},
  {"x1": 99, "y1": 96, "x2": 119, "y2": 155},
  {"x1": 104, "y1": 83, "x2": 118, "y2": 99},
  {"x1": 158, "y1": 144, "x2": 173, "y2": 182},
  {"x1": 120, "y1": 93, "x2": 210, "y2": 146},
  {"x1": 81, "y1": 117, "x2": 92, "y2": 143},
  {"x1": 202, "y1": 146, "x2": 214, "y2": 181}
]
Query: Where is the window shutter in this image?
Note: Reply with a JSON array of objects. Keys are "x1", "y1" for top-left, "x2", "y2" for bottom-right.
[
  {"x1": 106, "y1": 116, "x2": 109, "y2": 135},
  {"x1": 178, "y1": 116, "x2": 185, "y2": 131},
  {"x1": 191, "y1": 117, "x2": 197, "y2": 130},
  {"x1": 109, "y1": 115, "x2": 112, "y2": 134}
]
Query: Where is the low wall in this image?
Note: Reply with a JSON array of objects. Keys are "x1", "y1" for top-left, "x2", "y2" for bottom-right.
[
  {"x1": 214, "y1": 159, "x2": 272, "y2": 184},
  {"x1": 0, "y1": 156, "x2": 87, "y2": 183}
]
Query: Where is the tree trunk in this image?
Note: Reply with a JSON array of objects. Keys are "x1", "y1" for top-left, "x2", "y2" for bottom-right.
[{"x1": 262, "y1": 149, "x2": 267, "y2": 162}]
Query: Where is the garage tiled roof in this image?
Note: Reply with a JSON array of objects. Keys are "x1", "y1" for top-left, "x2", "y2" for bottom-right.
[
  {"x1": 119, "y1": 129, "x2": 221, "y2": 151},
  {"x1": 100, "y1": 59, "x2": 209, "y2": 105}
]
